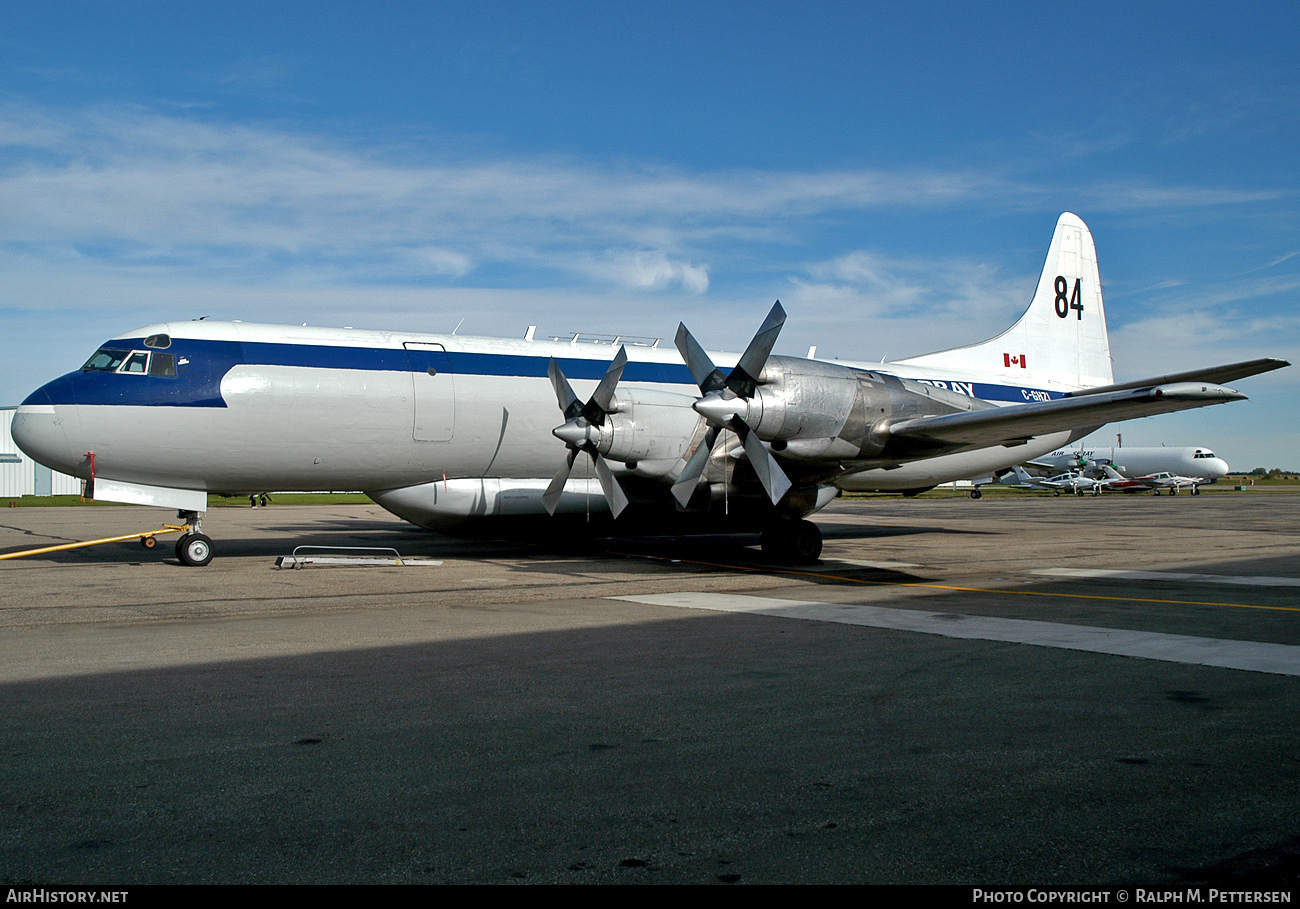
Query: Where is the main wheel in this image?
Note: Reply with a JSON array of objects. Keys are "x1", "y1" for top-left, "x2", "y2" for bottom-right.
[
  {"x1": 789, "y1": 520, "x2": 823, "y2": 564},
  {"x1": 761, "y1": 520, "x2": 822, "y2": 565},
  {"x1": 177, "y1": 532, "x2": 214, "y2": 567}
]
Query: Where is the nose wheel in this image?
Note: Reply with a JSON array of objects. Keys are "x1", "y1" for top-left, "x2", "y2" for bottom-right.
[
  {"x1": 173, "y1": 510, "x2": 214, "y2": 566},
  {"x1": 175, "y1": 532, "x2": 214, "y2": 567}
]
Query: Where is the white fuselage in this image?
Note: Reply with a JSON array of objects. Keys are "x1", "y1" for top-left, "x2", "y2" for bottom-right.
[{"x1": 13, "y1": 319, "x2": 1083, "y2": 527}]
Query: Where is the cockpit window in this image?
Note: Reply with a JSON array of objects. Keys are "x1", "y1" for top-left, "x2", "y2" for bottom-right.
[
  {"x1": 121, "y1": 352, "x2": 149, "y2": 374},
  {"x1": 82, "y1": 349, "x2": 129, "y2": 372},
  {"x1": 148, "y1": 353, "x2": 176, "y2": 377},
  {"x1": 144, "y1": 334, "x2": 171, "y2": 349},
  {"x1": 80, "y1": 347, "x2": 177, "y2": 378},
  {"x1": 1194, "y1": 451, "x2": 1216, "y2": 459}
]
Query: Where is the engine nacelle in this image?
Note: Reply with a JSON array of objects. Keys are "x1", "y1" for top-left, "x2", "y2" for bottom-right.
[
  {"x1": 573, "y1": 387, "x2": 705, "y2": 477},
  {"x1": 742, "y1": 356, "x2": 989, "y2": 458}
]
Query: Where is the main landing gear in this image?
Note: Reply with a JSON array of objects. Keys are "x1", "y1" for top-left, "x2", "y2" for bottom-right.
[
  {"x1": 174, "y1": 510, "x2": 214, "y2": 567},
  {"x1": 761, "y1": 519, "x2": 823, "y2": 565}
]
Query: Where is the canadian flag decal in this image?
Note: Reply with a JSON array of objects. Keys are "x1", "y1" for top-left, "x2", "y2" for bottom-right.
[{"x1": 1004, "y1": 353, "x2": 1027, "y2": 369}]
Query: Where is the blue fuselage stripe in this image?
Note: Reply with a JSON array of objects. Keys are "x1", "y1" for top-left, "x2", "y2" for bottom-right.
[{"x1": 25, "y1": 336, "x2": 1063, "y2": 408}]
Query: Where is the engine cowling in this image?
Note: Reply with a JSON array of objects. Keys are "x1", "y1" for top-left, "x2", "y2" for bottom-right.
[
  {"x1": 725, "y1": 356, "x2": 990, "y2": 459},
  {"x1": 567, "y1": 387, "x2": 706, "y2": 477}
]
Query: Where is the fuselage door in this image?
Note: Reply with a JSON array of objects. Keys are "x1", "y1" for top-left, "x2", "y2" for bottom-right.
[{"x1": 403, "y1": 342, "x2": 455, "y2": 441}]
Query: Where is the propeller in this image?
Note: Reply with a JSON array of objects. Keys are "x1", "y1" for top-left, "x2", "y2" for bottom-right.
[
  {"x1": 542, "y1": 347, "x2": 630, "y2": 518},
  {"x1": 671, "y1": 302, "x2": 792, "y2": 508}
]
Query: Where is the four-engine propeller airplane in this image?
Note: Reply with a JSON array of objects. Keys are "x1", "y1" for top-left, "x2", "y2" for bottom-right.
[{"x1": 11, "y1": 213, "x2": 1289, "y2": 565}]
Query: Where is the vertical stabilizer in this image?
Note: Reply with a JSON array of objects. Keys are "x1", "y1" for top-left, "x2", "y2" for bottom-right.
[{"x1": 893, "y1": 213, "x2": 1113, "y2": 390}]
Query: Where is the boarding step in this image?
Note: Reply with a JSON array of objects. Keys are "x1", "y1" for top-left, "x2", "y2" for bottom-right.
[{"x1": 274, "y1": 545, "x2": 442, "y2": 568}]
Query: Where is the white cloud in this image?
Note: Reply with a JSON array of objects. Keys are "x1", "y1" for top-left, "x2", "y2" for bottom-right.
[{"x1": 574, "y1": 250, "x2": 710, "y2": 294}]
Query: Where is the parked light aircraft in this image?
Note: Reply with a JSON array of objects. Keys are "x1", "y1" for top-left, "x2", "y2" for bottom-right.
[
  {"x1": 979, "y1": 466, "x2": 1112, "y2": 497},
  {"x1": 11, "y1": 213, "x2": 1288, "y2": 566},
  {"x1": 1037, "y1": 470, "x2": 1109, "y2": 496},
  {"x1": 1029, "y1": 445, "x2": 1230, "y2": 481},
  {"x1": 972, "y1": 465, "x2": 1043, "y2": 497},
  {"x1": 1117, "y1": 471, "x2": 1208, "y2": 495}
]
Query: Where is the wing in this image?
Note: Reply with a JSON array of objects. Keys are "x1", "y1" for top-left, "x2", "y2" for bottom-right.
[
  {"x1": 882, "y1": 357, "x2": 1289, "y2": 449},
  {"x1": 1060, "y1": 358, "x2": 1289, "y2": 397}
]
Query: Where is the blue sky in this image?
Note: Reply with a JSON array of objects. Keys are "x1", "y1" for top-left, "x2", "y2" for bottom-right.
[{"x1": 2, "y1": 1, "x2": 1297, "y2": 468}]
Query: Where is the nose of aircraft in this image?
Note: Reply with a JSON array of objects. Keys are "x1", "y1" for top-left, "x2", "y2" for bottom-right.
[
  {"x1": 12, "y1": 385, "x2": 79, "y2": 476},
  {"x1": 1207, "y1": 457, "x2": 1230, "y2": 479}
]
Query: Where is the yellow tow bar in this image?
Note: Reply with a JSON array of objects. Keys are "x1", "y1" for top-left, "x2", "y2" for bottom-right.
[{"x1": 0, "y1": 523, "x2": 191, "y2": 561}]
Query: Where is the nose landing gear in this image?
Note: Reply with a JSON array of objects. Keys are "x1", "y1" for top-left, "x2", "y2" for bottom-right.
[{"x1": 174, "y1": 510, "x2": 214, "y2": 567}]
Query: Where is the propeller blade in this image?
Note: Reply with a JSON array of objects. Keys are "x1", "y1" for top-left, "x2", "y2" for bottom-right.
[
  {"x1": 674, "y1": 323, "x2": 727, "y2": 394},
  {"x1": 675, "y1": 301, "x2": 785, "y2": 400},
  {"x1": 670, "y1": 426, "x2": 719, "y2": 508},
  {"x1": 547, "y1": 358, "x2": 583, "y2": 421},
  {"x1": 584, "y1": 345, "x2": 627, "y2": 425},
  {"x1": 592, "y1": 452, "x2": 630, "y2": 519},
  {"x1": 542, "y1": 448, "x2": 580, "y2": 516},
  {"x1": 729, "y1": 301, "x2": 785, "y2": 397},
  {"x1": 730, "y1": 417, "x2": 792, "y2": 505}
]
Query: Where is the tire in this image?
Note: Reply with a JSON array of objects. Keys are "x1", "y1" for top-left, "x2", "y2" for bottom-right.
[
  {"x1": 761, "y1": 520, "x2": 822, "y2": 565},
  {"x1": 789, "y1": 520, "x2": 823, "y2": 564},
  {"x1": 177, "y1": 532, "x2": 214, "y2": 567},
  {"x1": 140, "y1": 536, "x2": 156, "y2": 549}
]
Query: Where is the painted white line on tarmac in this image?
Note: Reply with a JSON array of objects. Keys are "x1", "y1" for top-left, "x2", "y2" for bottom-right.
[
  {"x1": 1030, "y1": 568, "x2": 1300, "y2": 587},
  {"x1": 611, "y1": 592, "x2": 1300, "y2": 677},
  {"x1": 831, "y1": 559, "x2": 922, "y2": 570}
]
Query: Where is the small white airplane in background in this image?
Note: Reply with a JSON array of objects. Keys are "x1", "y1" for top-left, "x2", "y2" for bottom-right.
[
  {"x1": 1038, "y1": 470, "x2": 1109, "y2": 496},
  {"x1": 972, "y1": 465, "x2": 1042, "y2": 496},
  {"x1": 12, "y1": 213, "x2": 1288, "y2": 565},
  {"x1": 1128, "y1": 471, "x2": 1209, "y2": 495}
]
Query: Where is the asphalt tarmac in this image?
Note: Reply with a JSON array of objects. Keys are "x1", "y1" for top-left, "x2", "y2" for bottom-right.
[{"x1": 1, "y1": 494, "x2": 1297, "y2": 885}]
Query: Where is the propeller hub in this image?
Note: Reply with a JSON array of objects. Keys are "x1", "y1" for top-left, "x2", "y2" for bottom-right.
[
  {"x1": 552, "y1": 420, "x2": 599, "y2": 448},
  {"x1": 692, "y1": 391, "x2": 749, "y2": 427}
]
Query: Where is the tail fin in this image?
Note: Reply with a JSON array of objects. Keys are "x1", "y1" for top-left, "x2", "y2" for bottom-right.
[{"x1": 893, "y1": 212, "x2": 1114, "y2": 390}]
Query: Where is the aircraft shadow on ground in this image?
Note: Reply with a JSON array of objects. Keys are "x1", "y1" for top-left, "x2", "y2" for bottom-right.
[
  {"x1": 1, "y1": 517, "x2": 967, "y2": 583},
  {"x1": 2, "y1": 608, "x2": 1297, "y2": 885}
]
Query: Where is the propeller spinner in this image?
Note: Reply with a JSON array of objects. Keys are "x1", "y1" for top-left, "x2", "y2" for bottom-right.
[{"x1": 542, "y1": 347, "x2": 631, "y2": 518}]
